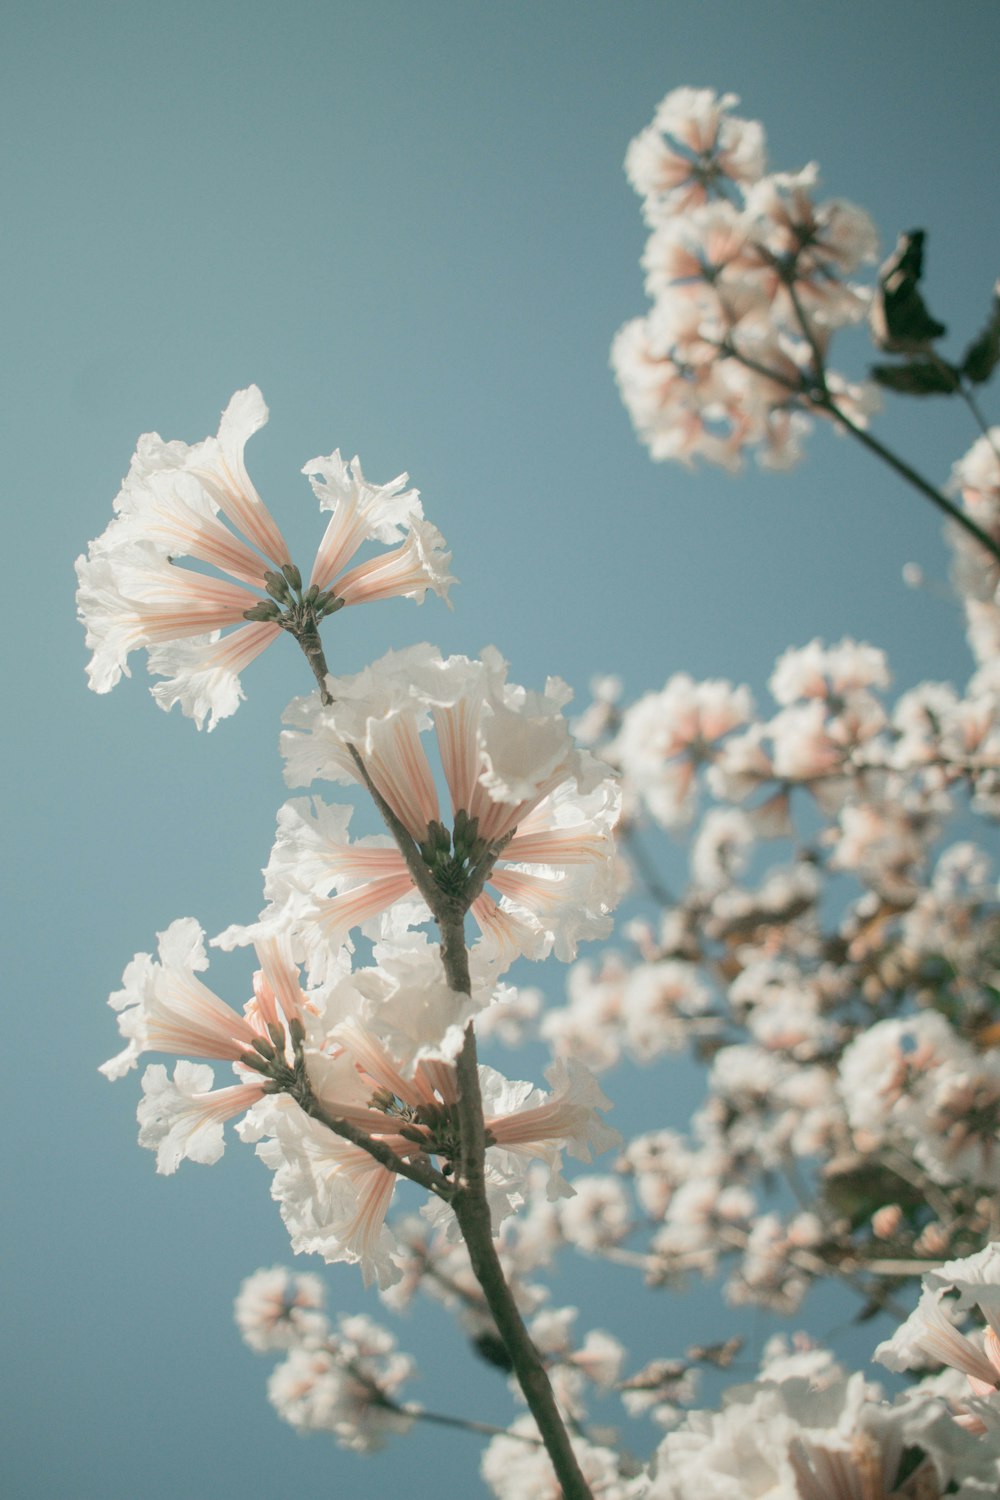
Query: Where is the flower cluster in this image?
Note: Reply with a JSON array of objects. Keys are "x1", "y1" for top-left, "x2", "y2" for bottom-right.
[
  {"x1": 528, "y1": 628, "x2": 1000, "y2": 1316},
  {"x1": 76, "y1": 387, "x2": 453, "y2": 727},
  {"x1": 218, "y1": 643, "x2": 621, "y2": 979},
  {"x1": 613, "y1": 87, "x2": 879, "y2": 469},
  {"x1": 236, "y1": 1268, "x2": 417, "y2": 1450},
  {"x1": 103, "y1": 918, "x2": 617, "y2": 1287},
  {"x1": 642, "y1": 1337, "x2": 999, "y2": 1499},
  {"x1": 875, "y1": 1243, "x2": 1000, "y2": 1435},
  {"x1": 83, "y1": 79, "x2": 1000, "y2": 1500},
  {"x1": 948, "y1": 427, "x2": 1000, "y2": 671}
]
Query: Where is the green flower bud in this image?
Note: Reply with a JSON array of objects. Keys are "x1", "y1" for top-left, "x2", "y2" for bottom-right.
[
  {"x1": 263, "y1": 569, "x2": 292, "y2": 603},
  {"x1": 242, "y1": 600, "x2": 281, "y2": 622}
]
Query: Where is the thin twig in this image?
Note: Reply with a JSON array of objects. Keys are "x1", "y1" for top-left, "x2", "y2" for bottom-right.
[{"x1": 712, "y1": 336, "x2": 1000, "y2": 568}]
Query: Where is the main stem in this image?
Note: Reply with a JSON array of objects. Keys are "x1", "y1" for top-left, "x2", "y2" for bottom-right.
[
  {"x1": 450, "y1": 1031, "x2": 595, "y2": 1498},
  {"x1": 341, "y1": 739, "x2": 595, "y2": 1497},
  {"x1": 439, "y1": 913, "x2": 595, "y2": 1500}
]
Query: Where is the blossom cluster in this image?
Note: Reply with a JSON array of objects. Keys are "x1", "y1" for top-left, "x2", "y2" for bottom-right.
[
  {"x1": 75, "y1": 387, "x2": 453, "y2": 728},
  {"x1": 531, "y1": 624, "x2": 1000, "y2": 1318},
  {"x1": 81, "y1": 82, "x2": 1000, "y2": 1500},
  {"x1": 219, "y1": 642, "x2": 621, "y2": 979},
  {"x1": 612, "y1": 87, "x2": 879, "y2": 469},
  {"x1": 235, "y1": 1267, "x2": 416, "y2": 1450},
  {"x1": 103, "y1": 900, "x2": 617, "y2": 1288}
]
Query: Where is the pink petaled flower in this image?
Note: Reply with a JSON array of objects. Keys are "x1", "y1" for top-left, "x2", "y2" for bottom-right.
[
  {"x1": 227, "y1": 962, "x2": 617, "y2": 1284},
  {"x1": 745, "y1": 165, "x2": 879, "y2": 279},
  {"x1": 482, "y1": 1057, "x2": 620, "y2": 1196},
  {"x1": 76, "y1": 387, "x2": 453, "y2": 728},
  {"x1": 239, "y1": 1016, "x2": 464, "y2": 1287},
  {"x1": 641, "y1": 202, "x2": 757, "y2": 305},
  {"x1": 266, "y1": 1314, "x2": 415, "y2": 1451},
  {"x1": 246, "y1": 644, "x2": 620, "y2": 975}
]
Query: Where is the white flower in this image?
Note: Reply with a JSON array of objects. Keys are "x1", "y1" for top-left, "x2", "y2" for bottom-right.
[
  {"x1": 646, "y1": 1358, "x2": 998, "y2": 1500},
  {"x1": 612, "y1": 673, "x2": 753, "y2": 828},
  {"x1": 234, "y1": 1266, "x2": 328, "y2": 1353},
  {"x1": 482, "y1": 1415, "x2": 631, "y2": 1500},
  {"x1": 267, "y1": 1314, "x2": 415, "y2": 1451},
  {"x1": 100, "y1": 917, "x2": 307, "y2": 1080},
  {"x1": 136, "y1": 1061, "x2": 265, "y2": 1174}
]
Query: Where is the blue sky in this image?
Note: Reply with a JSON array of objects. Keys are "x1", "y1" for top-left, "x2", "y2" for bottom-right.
[{"x1": 4, "y1": 2, "x2": 1000, "y2": 1495}]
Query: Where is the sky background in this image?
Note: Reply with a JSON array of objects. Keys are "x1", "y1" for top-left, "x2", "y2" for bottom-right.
[{"x1": 4, "y1": 2, "x2": 1000, "y2": 1495}]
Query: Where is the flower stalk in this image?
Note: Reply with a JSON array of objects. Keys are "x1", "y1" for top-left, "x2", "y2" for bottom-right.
[{"x1": 344, "y1": 742, "x2": 597, "y2": 1497}]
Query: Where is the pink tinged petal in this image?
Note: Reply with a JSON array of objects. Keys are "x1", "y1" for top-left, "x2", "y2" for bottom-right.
[
  {"x1": 145, "y1": 970, "x2": 260, "y2": 1062},
  {"x1": 198, "y1": 620, "x2": 281, "y2": 671},
  {"x1": 328, "y1": 1147, "x2": 400, "y2": 1282},
  {"x1": 365, "y1": 719, "x2": 440, "y2": 842},
  {"x1": 148, "y1": 622, "x2": 281, "y2": 731},
  {"x1": 986, "y1": 1325, "x2": 1000, "y2": 1376},
  {"x1": 894, "y1": 1294, "x2": 1000, "y2": 1386},
  {"x1": 333, "y1": 522, "x2": 453, "y2": 608},
  {"x1": 489, "y1": 866, "x2": 566, "y2": 916},
  {"x1": 303, "y1": 450, "x2": 425, "y2": 590},
  {"x1": 105, "y1": 601, "x2": 255, "y2": 650},
  {"x1": 250, "y1": 971, "x2": 283, "y2": 1033},
  {"x1": 486, "y1": 1059, "x2": 617, "y2": 1162},
  {"x1": 128, "y1": 566, "x2": 262, "y2": 613},
  {"x1": 137, "y1": 1063, "x2": 266, "y2": 1174},
  {"x1": 486, "y1": 1092, "x2": 600, "y2": 1152},
  {"x1": 929, "y1": 1326, "x2": 1000, "y2": 1388},
  {"x1": 81, "y1": 559, "x2": 265, "y2": 671},
  {"x1": 101, "y1": 966, "x2": 262, "y2": 1074},
  {"x1": 503, "y1": 825, "x2": 610, "y2": 865},
  {"x1": 308, "y1": 497, "x2": 372, "y2": 591},
  {"x1": 253, "y1": 935, "x2": 308, "y2": 1027},
  {"x1": 312, "y1": 872, "x2": 418, "y2": 947},
  {"x1": 321, "y1": 845, "x2": 412, "y2": 881},
  {"x1": 470, "y1": 892, "x2": 545, "y2": 965},
  {"x1": 191, "y1": 387, "x2": 291, "y2": 568},
  {"x1": 435, "y1": 700, "x2": 481, "y2": 819},
  {"x1": 337, "y1": 1021, "x2": 427, "y2": 1113},
  {"x1": 134, "y1": 486, "x2": 272, "y2": 587},
  {"x1": 474, "y1": 773, "x2": 568, "y2": 844},
  {"x1": 414, "y1": 1059, "x2": 458, "y2": 1107}
]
